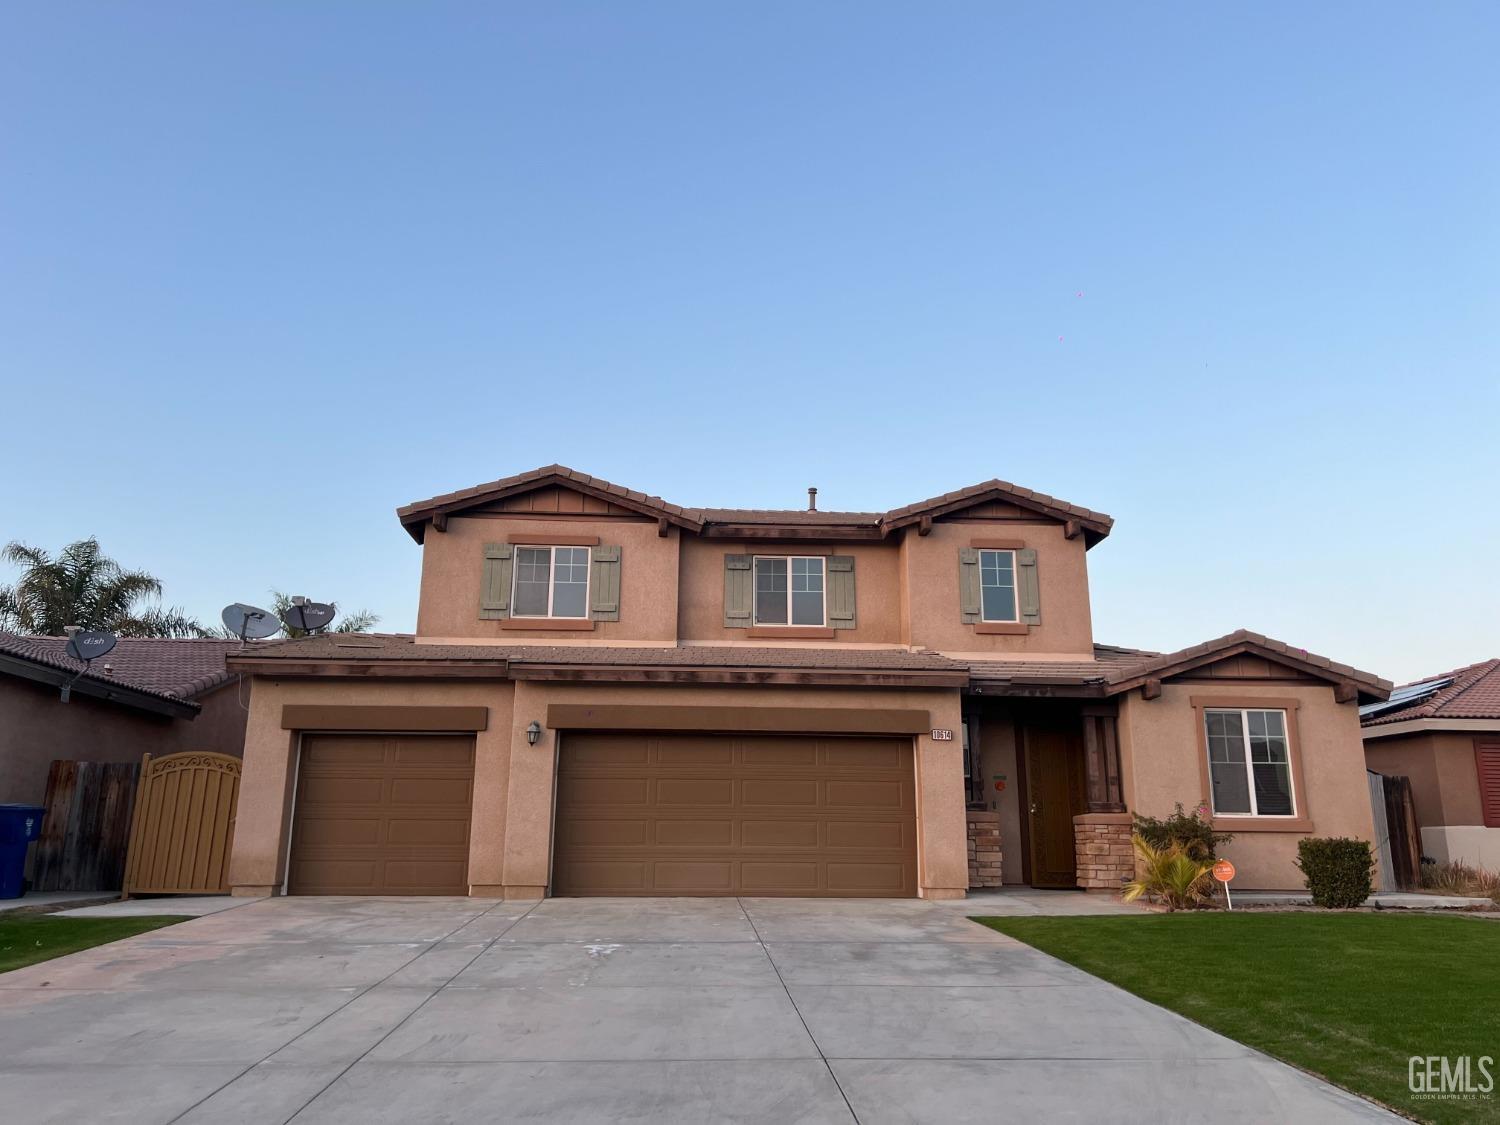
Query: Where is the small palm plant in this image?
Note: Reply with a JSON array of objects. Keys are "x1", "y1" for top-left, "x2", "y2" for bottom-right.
[{"x1": 1122, "y1": 833, "x2": 1215, "y2": 911}]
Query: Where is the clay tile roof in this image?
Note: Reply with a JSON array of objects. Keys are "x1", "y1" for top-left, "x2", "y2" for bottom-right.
[
  {"x1": 397, "y1": 466, "x2": 1112, "y2": 544},
  {"x1": 966, "y1": 643, "x2": 1159, "y2": 686},
  {"x1": 0, "y1": 633, "x2": 240, "y2": 707},
  {"x1": 1360, "y1": 659, "x2": 1500, "y2": 727},
  {"x1": 879, "y1": 479, "x2": 1114, "y2": 543},
  {"x1": 1103, "y1": 628, "x2": 1391, "y2": 700},
  {"x1": 224, "y1": 633, "x2": 967, "y2": 675}
]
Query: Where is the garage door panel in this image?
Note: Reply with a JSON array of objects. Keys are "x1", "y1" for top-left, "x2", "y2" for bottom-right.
[
  {"x1": 289, "y1": 734, "x2": 473, "y2": 896},
  {"x1": 554, "y1": 734, "x2": 916, "y2": 898},
  {"x1": 567, "y1": 776, "x2": 651, "y2": 805},
  {"x1": 656, "y1": 778, "x2": 734, "y2": 806},
  {"x1": 826, "y1": 779, "x2": 907, "y2": 809},
  {"x1": 389, "y1": 777, "x2": 472, "y2": 806},
  {"x1": 742, "y1": 820, "x2": 819, "y2": 847},
  {"x1": 654, "y1": 819, "x2": 735, "y2": 846},
  {"x1": 742, "y1": 778, "x2": 819, "y2": 806}
]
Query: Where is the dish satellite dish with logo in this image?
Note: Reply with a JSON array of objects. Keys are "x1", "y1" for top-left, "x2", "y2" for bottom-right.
[
  {"x1": 221, "y1": 603, "x2": 281, "y2": 643},
  {"x1": 280, "y1": 599, "x2": 337, "y2": 634},
  {"x1": 60, "y1": 629, "x2": 118, "y2": 702}
]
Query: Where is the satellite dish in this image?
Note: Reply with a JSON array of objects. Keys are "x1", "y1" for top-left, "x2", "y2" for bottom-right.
[
  {"x1": 222, "y1": 603, "x2": 281, "y2": 642},
  {"x1": 65, "y1": 630, "x2": 117, "y2": 663},
  {"x1": 60, "y1": 629, "x2": 117, "y2": 702},
  {"x1": 281, "y1": 601, "x2": 337, "y2": 633}
]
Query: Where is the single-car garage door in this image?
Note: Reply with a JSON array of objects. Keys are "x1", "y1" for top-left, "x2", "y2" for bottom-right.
[
  {"x1": 553, "y1": 733, "x2": 917, "y2": 897},
  {"x1": 288, "y1": 734, "x2": 474, "y2": 895}
]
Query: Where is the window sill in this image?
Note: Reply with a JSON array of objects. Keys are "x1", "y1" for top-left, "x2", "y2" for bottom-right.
[
  {"x1": 746, "y1": 626, "x2": 836, "y2": 640},
  {"x1": 1211, "y1": 816, "x2": 1312, "y2": 833},
  {"x1": 974, "y1": 622, "x2": 1028, "y2": 635},
  {"x1": 500, "y1": 617, "x2": 596, "y2": 632}
]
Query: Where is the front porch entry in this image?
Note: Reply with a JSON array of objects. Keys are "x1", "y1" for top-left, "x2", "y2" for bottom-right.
[{"x1": 963, "y1": 699, "x2": 1126, "y2": 891}]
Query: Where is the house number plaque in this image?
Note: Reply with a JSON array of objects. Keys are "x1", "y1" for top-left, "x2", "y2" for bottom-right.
[{"x1": 930, "y1": 728, "x2": 955, "y2": 741}]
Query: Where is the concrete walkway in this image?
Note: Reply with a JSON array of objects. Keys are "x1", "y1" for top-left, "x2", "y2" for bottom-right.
[{"x1": 0, "y1": 896, "x2": 1393, "y2": 1123}]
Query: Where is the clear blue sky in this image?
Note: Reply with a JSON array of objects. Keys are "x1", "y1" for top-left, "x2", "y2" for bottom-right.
[{"x1": 2, "y1": 3, "x2": 1495, "y2": 682}]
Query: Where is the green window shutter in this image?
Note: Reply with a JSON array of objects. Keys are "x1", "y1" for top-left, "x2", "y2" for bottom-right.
[
  {"x1": 1018, "y1": 547, "x2": 1041, "y2": 625},
  {"x1": 590, "y1": 545, "x2": 621, "y2": 621},
  {"x1": 827, "y1": 556, "x2": 856, "y2": 630},
  {"x1": 723, "y1": 554, "x2": 752, "y2": 628},
  {"x1": 958, "y1": 547, "x2": 981, "y2": 623},
  {"x1": 480, "y1": 543, "x2": 513, "y2": 620}
]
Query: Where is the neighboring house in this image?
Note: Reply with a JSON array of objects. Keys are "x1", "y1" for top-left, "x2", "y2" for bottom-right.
[
  {"x1": 1362, "y1": 659, "x2": 1500, "y2": 870},
  {"x1": 0, "y1": 634, "x2": 247, "y2": 805},
  {"x1": 224, "y1": 465, "x2": 1390, "y2": 899}
]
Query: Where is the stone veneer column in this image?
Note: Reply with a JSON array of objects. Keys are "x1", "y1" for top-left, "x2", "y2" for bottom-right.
[
  {"x1": 1073, "y1": 811, "x2": 1134, "y2": 891},
  {"x1": 966, "y1": 810, "x2": 1002, "y2": 889}
]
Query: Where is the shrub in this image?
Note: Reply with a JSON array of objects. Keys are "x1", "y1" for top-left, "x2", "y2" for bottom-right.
[
  {"x1": 1296, "y1": 837, "x2": 1374, "y2": 908},
  {"x1": 1122, "y1": 834, "x2": 1215, "y2": 911},
  {"x1": 1420, "y1": 860, "x2": 1500, "y2": 906},
  {"x1": 1132, "y1": 803, "x2": 1233, "y2": 861}
]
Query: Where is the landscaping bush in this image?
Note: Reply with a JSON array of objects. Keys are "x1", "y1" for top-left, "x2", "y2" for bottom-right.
[
  {"x1": 1122, "y1": 834, "x2": 1215, "y2": 911},
  {"x1": 1296, "y1": 837, "x2": 1374, "y2": 908},
  {"x1": 1132, "y1": 803, "x2": 1233, "y2": 861}
]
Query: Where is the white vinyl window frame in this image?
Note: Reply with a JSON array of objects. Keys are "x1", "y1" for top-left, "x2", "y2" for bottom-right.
[
  {"x1": 1204, "y1": 707, "x2": 1297, "y2": 818},
  {"x1": 510, "y1": 544, "x2": 592, "y2": 619},
  {"x1": 752, "y1": 555, "x2": 827, "y2": 627},
  {"x1": 978, "y1": 548, "x2": 1019, "y2": 623}
]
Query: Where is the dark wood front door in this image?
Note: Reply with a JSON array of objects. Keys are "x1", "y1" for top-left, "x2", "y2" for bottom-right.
[{"x1": 1021, "y1": 715, "x2": 1086, "y2": 889}]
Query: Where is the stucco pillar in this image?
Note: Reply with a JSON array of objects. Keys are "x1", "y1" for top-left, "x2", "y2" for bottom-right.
[
  {"x1": 500, "y1": 681, "x2": 557, "y2": 899},
  {"x1": 915, "y1": 693, "x2": 969, "y2": 899},
  {"x1": 226, "y1": 681, "x2": 295, "y2": 896}
]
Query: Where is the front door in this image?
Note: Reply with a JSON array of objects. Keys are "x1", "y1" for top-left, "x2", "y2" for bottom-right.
[{"x1": 1021, "y1": 715, "x2": 1086, "y2": 888}]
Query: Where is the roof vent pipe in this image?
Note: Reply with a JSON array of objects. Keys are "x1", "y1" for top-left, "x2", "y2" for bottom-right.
[{"x1": 807, "y1": 487, "x2": 818, "y2": 511}]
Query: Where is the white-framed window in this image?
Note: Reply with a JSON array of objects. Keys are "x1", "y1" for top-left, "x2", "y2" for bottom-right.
[
  {"x1": 512, "y1": 545, "x2": 591, "y2": 618},
  {"x1": 979, "y1": 549, "x2": 1018, "y2": 623},
  {"x1": 1204, "y1": 708, "x2": 1295, "y2": 817},
  {"x1": 754, "y1": 556, "x2": 825, "y2": 626}
]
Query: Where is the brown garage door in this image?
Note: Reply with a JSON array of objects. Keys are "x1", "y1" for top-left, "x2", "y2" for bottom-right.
[
  {"x1": 288, "y1": 734, "x2": 474, "y2": 895},
  {"x1": 553, "y1": 733, "x2": 917, "y2": 897}
]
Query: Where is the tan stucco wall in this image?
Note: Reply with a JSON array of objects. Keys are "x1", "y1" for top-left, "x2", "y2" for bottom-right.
[
  {"x1": 229, "y1": 677, "x2": 970, "y2": 900},
  {"x1": 1119, "y1": 682, "x2": 1375, "y2": 890},
  {"x1": 415, "y1": 514, "x2": 678, "y2": 642},
  {"x1": 677, "y1": 537, "x2": 904, "y2": 643},
  {"x1": 0, "y1": 675, "x2": 247, "y2": 806},
  {"x1": 1365, "y1": 731, "x2": 1486, "y2": 827},
  {"x1": 901, "y1": 521, "x2": 1095, "y2": 656}
]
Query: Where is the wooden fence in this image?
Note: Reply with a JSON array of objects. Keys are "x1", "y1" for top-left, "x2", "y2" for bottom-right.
[
  {"x1": 123, "y1": 752, "x2": 242, "y2": 896},
  {"x1": 1368, "y1": 771, "x2": 1422, "y2": 891},
  {"x1": 33, "y1": 760, "x2": 141, "y2": 892}
]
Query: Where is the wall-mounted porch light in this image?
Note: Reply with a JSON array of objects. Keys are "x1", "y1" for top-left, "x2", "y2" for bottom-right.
[{"x1": 526, "y1": 720, "x2": 542, "y2": 746}]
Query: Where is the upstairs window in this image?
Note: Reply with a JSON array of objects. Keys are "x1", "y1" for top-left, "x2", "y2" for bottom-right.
[
  {"x1": 979, "y1": 549, "x2": 1018, "y2": 623},
  {"x1": 1205, "y1": 708, "x2": 1295, "y2": 817},
  {"x1": 513, "y1": 545, "x2": 591, "y2": 618},
  {"x1": 754, "y1": 556, "x2": 825, "y2": 626}
]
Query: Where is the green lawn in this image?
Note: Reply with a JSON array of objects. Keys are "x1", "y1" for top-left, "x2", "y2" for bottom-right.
[
  {"x1": 0, "y1": 914, "x2": 189, "y2": 973},
  {"x1": 976, "y1": 913, "x2": 1500, "y2": 1124}
]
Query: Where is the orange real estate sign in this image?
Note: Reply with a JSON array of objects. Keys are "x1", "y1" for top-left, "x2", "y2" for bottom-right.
[{"x1": 1212, "y1": 859, "x2": 1236, "y2": 882}]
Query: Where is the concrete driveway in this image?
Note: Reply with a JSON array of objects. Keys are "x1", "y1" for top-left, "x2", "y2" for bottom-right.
[{"x1": 0, "y1": 895, "x2": 1391, "y2": 1123}]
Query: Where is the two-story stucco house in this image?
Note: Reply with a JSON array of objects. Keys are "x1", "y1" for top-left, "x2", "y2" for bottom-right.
[{"x1": 224, "y1": 466, "x2": 1390, "y2": 900}]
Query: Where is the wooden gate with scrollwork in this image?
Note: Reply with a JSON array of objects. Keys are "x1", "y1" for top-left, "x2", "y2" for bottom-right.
[{"x1": 123, "y1": 751, "x2": 242, "y2": 895}]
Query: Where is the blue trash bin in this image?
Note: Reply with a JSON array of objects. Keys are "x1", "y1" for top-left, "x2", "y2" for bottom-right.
[{"x1": 0, "y1": 804, "x2": 46, "y2": 899}]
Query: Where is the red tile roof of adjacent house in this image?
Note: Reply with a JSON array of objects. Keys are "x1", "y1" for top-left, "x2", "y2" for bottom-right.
[
  {"x1": 1360, "y1": 659, "x2": 1500, "y2": 727},
  {"x1": 395, "y1": 465, "x2": 1114, "y2": 544},
  {"x1": 0, "y1": 634, "x2": 241, "y2": 708}
]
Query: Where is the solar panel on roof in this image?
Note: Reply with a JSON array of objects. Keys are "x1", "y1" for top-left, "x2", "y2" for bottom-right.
[{"x1": 1358, "y1": 677, "x2": 1453, "y2": 720}]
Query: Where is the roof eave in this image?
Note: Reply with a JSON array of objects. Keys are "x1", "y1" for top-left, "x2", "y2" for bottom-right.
[{"x1": 0, "y1": 651, "x2": 201, "y2": 719}]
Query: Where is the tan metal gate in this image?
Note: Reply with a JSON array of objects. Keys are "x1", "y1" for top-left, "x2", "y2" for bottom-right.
[{"x1": 123, "y1": 752, "x2": 242, "y2": 895}]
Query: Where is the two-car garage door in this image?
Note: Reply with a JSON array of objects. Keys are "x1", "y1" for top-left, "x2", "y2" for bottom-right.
[{"x1": 552, "y1": 733, "x2": 918, "y2": 897}]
